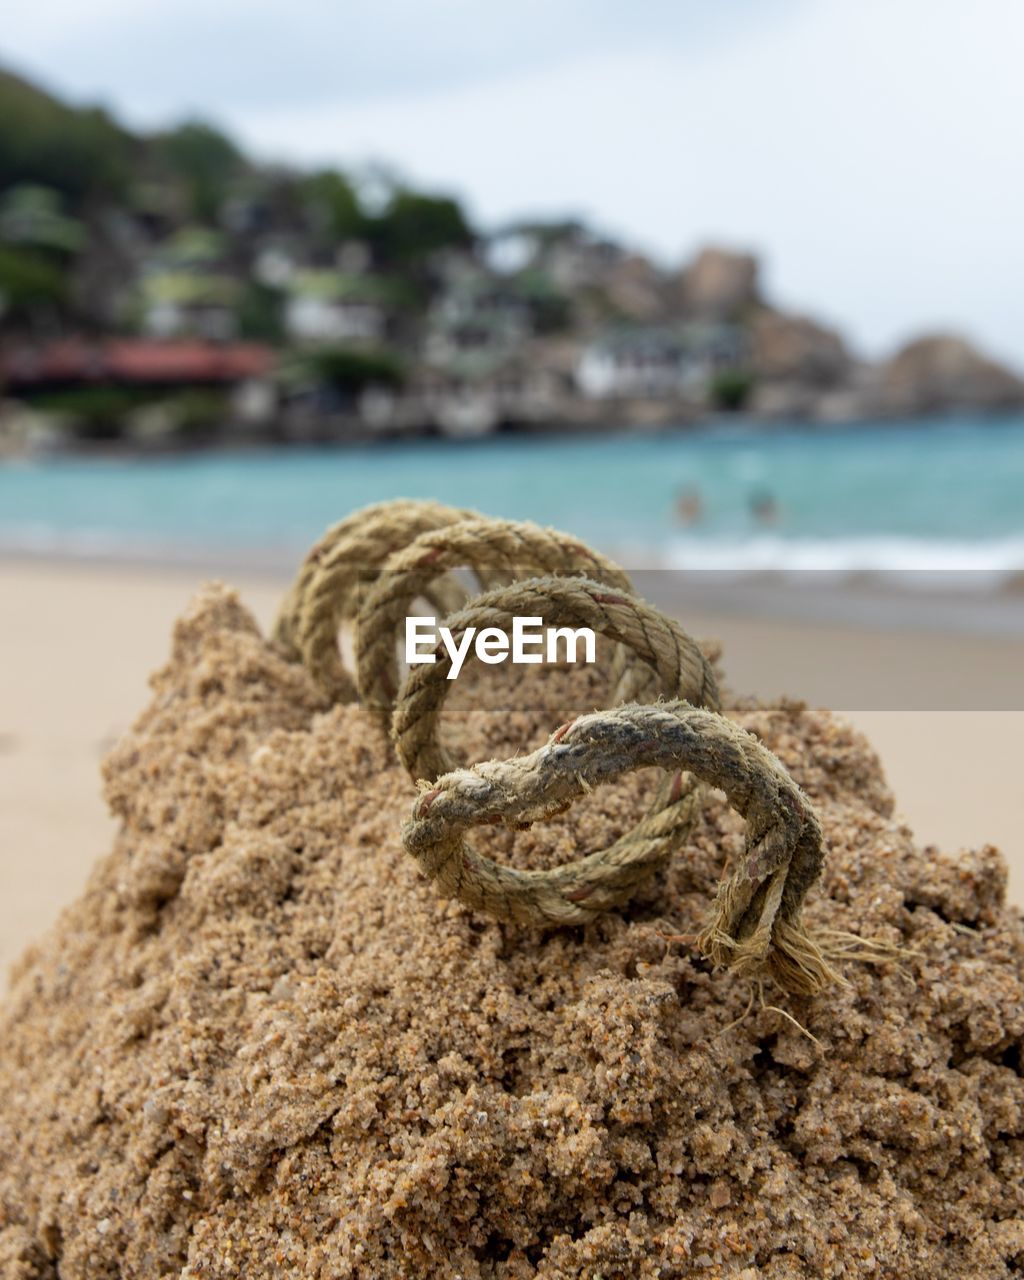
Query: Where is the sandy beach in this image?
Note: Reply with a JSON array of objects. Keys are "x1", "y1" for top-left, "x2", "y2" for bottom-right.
[{"x1": 2, "y1": 556, "x2": 1022, "y2": 977}]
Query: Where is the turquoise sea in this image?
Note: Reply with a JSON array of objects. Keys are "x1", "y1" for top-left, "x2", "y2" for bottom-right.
[{"x1": 2, "y1": 416, "x2": 1024, "y2": 577}]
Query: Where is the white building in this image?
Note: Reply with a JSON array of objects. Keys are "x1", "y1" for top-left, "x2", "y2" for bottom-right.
[
  {"x1": 283, "y1": 271, "x2": 385, "y2": 344},
  {"x1": 576, "y1": 324, "x2": 749, "y2": 400}
]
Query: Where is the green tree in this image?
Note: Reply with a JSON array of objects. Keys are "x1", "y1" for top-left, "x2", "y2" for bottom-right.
[
  {"x1": 709, "y1": 369, "x2": 753, "y2": 412},
  {"x1": 25, "y1": 386, "x2": 154, "y2": 441},
  {"x1": 304, "y1": 346, "x2": 404, "y2": 394},
  {"x1": 152, "y1": 121, "x2": 244, "y2": 223},
  {"x1": 0, "y1": 245, "x2": 69, "y2": 326},
  {"x1": 238, "y1": 281, "x2": 285, "y2": 343},
  {"x1": 0, "y1": 68, "x2": 131, "y2": 205},
  {"x1": 367, "y1": 190, "x2": 473, "y2": 265},
  {"x1": 514, "y1": 270, "x2": 572, "y2": 334},
  {"x1": 301, "y1": 170, "x2": 365, "y2": 241}
]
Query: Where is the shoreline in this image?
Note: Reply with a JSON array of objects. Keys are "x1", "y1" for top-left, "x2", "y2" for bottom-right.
[
  {"x1": 1, "y1": 556, "x2": 1022, "y2": 980},
  {"x1": 6, "y1": 405, "x2": 1024, "y2": 463},
  {"x1": 4, "y1": 543, "x2": 1024, "y2": 653}
]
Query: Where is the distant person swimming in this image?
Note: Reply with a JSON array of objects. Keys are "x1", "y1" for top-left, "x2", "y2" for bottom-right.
[
  {"x1": 749, "y1": 488, "x2": 781, "y2": 526},
  {"x1": 674, "y1": 487, "x2": 704, "y2": 526}
]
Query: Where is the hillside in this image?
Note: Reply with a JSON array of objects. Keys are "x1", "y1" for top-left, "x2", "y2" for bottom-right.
[{"x1": 1, "y1": 64, "x2": 1022, "y2": 447}]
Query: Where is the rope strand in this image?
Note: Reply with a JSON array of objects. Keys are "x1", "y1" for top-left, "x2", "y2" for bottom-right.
[
  {"x1": 272, "y1": 499, "x2": 484, "y2": 702},
  {"x1": 402, "y1": 701, "x2": 835, "y2": 994}
]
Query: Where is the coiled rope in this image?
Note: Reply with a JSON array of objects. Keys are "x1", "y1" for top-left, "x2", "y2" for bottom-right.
[{"x1": 277, "y1": 499, "x2": 849, "y2": 995}]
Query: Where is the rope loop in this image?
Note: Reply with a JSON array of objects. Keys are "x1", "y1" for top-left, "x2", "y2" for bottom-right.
[
  {"x1": 354, "y1": 517, "x2": 640, "y2": 726},
  {"x1": 391, "y1": 574, "x2": 720, "y2": 783},
  {"x1": 402, "y1": 701, "x2": 835, "y2": 994},
  {"x1": 272, "y1": 499, "x2": 484, "y2": 703}
]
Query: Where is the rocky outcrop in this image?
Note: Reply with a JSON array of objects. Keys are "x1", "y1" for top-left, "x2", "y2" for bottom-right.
[
  {"x1": 881, "y1": 333, "x2": 1024, "y2": 414},
  {"x1": 677, "y1": 246, "x2": 759, "y2": 320},
  {"x1": 602, "y1": 254, "x2": 669, "y2": 323},
  {"x1": 751, "y1": 309, "x2": 851, "y2": 387},
  {"x1": 749, "y1": 371, "x2": 885, "y2": 425}
]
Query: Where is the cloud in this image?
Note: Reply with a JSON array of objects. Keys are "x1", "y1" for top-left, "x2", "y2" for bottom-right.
[
  {"x1": 3, "y1": 0, "x2": 785, "y2": 115},
  {"x1": 3, "y1": 0, "x2": 1023, "y2": 361},
  {"x1": 225, "y1": 0, "x2": 1024, "y2": 361}
]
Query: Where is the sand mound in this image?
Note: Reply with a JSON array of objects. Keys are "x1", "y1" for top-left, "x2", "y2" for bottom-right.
[{"x1": 1, "y1": 585, "x2": 1023, "y2": 1279}]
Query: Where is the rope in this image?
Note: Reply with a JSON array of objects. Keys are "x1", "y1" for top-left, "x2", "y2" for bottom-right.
[
  {"x1": 271, "y1": 499, "x2": 484, "y2": 703},
  {"x1": 354, "y1": 517, "x2": 639, "y2": 726},
  {"x1": 402, "y1": 701, "x2": 837, "y2": 995},
  {"x1": 276, "y1": 500, "x2": 850, "y2": 994},
  {"x1": 390, "y1": 574, "x2": 720, "y2": 782},
  {"x1": 389, "y1": 572, "x2": 720, "y2": 939}
]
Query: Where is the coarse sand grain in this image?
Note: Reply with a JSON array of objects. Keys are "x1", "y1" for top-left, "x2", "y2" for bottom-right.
[{"x1": 1, "y1": 585, "x2": 1023, "y2": 1279}]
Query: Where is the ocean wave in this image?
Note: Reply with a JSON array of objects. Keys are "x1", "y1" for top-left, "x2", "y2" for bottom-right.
[
  {"x1": 658, "y1": 534, "x2": 1024, "y2": 585},
  {"x1": 0, "y1": 521, "x2": 176, "y2": 560},
  {"x1": 0, "y1": 521, "x2": 304, "y2": 573},
  {"x1": 4, "y1": 519, "x2": 1024, "y2": 595}
]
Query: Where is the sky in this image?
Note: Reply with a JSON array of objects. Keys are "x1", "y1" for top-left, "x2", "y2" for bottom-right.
[{"x1": 4, "y1": 0, "x2": 1024, "y2": 364}]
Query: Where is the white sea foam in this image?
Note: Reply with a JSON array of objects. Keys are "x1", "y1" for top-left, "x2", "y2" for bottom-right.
[
  {"x1": 0, "y1": 522, "x2": 166, "y2": 559},
  {"x1": 5, "y1": 522, "x2": 1024, "y2": 584},
  {"x1": 660, "y1": 534, "x2": 1024, "y2": 586}
]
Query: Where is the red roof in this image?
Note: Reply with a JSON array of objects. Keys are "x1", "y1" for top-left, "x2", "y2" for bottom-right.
[{"x1": 1, "y1": 338, "x2": 276, "y2": 386}]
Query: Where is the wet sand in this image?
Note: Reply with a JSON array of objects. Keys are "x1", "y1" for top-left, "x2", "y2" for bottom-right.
[{"x1": 1, "y1": 557, "x2": 1022, "y2": 976}]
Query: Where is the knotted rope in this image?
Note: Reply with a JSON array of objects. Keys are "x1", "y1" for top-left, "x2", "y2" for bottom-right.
[
  {"x1": 402, "y1": 701, "x2": 836, "y2": 994},
  {"x1": 354, "y1": 517, "x2": 642, "y2": 726},
  {"x1": 276, "y1": 499, "x2": 851, "y2": 995},
  {"x1": 390, "y1": 574, "x2": 720, "y2": 782}
]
